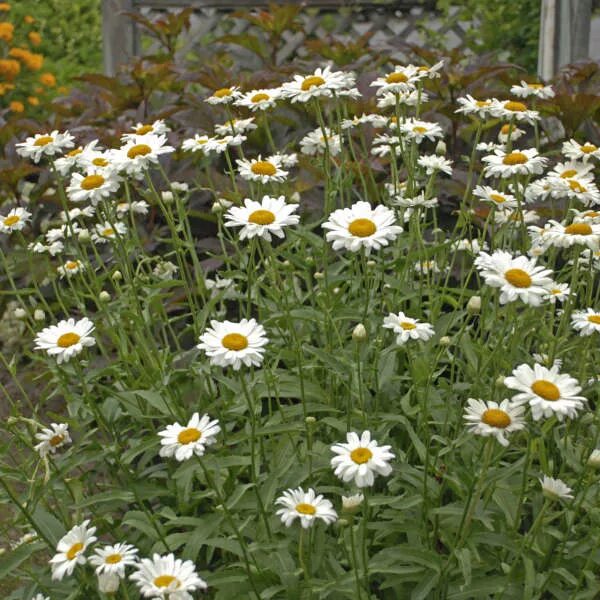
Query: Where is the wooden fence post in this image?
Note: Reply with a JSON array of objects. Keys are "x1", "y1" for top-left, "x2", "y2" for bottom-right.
[
  {"x1": 102, "y1": 0, "x2": 137, "y2": 76},
  {"x1": 538, "y1": 0, "x2": 592, "y2": 79}
]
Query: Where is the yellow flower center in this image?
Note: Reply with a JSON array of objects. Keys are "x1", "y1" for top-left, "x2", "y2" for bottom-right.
[
  {"x1": 350, "y1": 447, "x2": 373, "y2": 464},
  {"x1": 3, "y1": 214, "x2": 20, "y2": 226},
  {"x1": 81, "y1": 174, "x2": 105, "y2": 190},
  {"x1": 135, "y1": 124, "x2": 153, "y2": 135},
  {"x1": 34, "y1": 135, "x2": 54, "y2": 146},
  {"x1": 301, "y1": 75, "x2": 326, "y2": 91},
  {"x1": 503, "y1": 152, "x2": 528, "y2": 165},
  {"x1": 105, "y1": 553, "x2": 122, "y2": 564},
  {"x1": 221, "y1": 333, "x2": 248, "y2": 351},
  {"x1": 248, "y1": 209, "x2": 275, "y2": 225},
  {"x1": 66, "y1": 542, "x2": 84, "y2": 561},
  {"x1": 251, "y1": 92, "x2": 270, "y2": 103},
  {"x1": 400, "y1": 321, "x2": 416, "y2": 330},
  {"x1": 154, "y1": 575, "x2": 180, "y2": 588},
  {"x1": 295, "y1": 503, "x2": 316, "y2": 515},
  {"x1": 476, "y1": 100, "x2": 491, "y2": 107},
  {"x1": 250, "y1": 161, "x2": 277, "y2": 176},
  {"x1": 569, "y1": 180, "x2": 587, "y2": 193},
  {"x1": 504, "y1": 101, "x2": 527, "y2": 112},
  {"x1": 581, "y1": 143, "x2": 597, "y2": 153},
  {"x1": 92, "y1": 157, "x2": 109, "y2": 167},
  {"x1": 49, "y1": 434, "x2": 64, "y2": 446},
  {"x1": 102, "y1": 228, "x2": 115, "y2": 237},
  {"x1": 504, "y1": 268, "x2": 532, "y2": 288},
  {"x1": 126, "y1": 144, "x2": 152, "y2": 159},
  {"x1": 67, "y1": 148, "x2": 82, "y2": 157},
  {"x1": 490, "y1": 193, "x2": 506, "y2": 203},
  {"x1": 531, "y1": 379, "x2": 560, "y2": 401},
  {"x1": 348, "y1": 218, "x2": 376, "y2": 237},
  {"x1": 57, "y1": 332, "x2": 81, "y2": 348},
  {"x1": 386, "y1": 72, "x2": 408, "y2": 84},
  {"x1": 177, "y1": 427, "x2": 202, "y2": 445},
  {"x1": 500, "y1": 124, "x2": 511, "y2": 134},
  {"x1": 66, "y1": 261, "x2": 79, "y2": 270},
  {"x1": 413, "y1": 126, "x2": 427, "y2": 133},
  {"x1": 481, "y1": 408, "x2": 511, "y2": 428},
  {"x1": 529, "y1": 83, "x2": 543, "y2": 89},
  {"x1": 560, "y1": 169, "x2": 578, "y2": 178},
  {"x1": 213, "y1": 87, "x2": 232, "y2": 98},
  {"x1": 587, "y1": 315, "x2": 600, "y2": 325},
  {"x1": 584, "y1": 211, "x2": 600, "y2": 218},
  {"x1": 564, "y1": 223, "x2": 592, "y2": 235}
]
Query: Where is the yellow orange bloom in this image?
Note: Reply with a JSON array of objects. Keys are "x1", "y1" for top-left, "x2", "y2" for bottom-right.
[
  {"x1": 0, "y1": 82, "x2": 14, "y2": 95},
  {"x1": 9, "y1": 100, "x2": 24, "y2": 113},
  {"x1": 28, "y1": 31, "x2": 41, "y2": 46},
  {"x1": 40, "y1": 72, "x2": 56, "y2": 87},
  {"x1": 27, "y1": 96, "x2": 39, "y2": 106},
  {"x1": 24, "y1": 15, "x2": 35, "y2": 24},
  {"x1": 9, "y1": 47, "x2": 43, "y2": 70},
  {"x1": 0, "y1": 58, "x2": 20, "y2": 79},
  {"x1": 0, "y1": 3, "x2": 10, "y2": 10},
  {"x1": 0, "y1": 21, "x2": 13, "y2": 42}
]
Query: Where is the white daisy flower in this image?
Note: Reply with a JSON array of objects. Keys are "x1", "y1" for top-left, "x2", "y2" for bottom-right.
[
  {"x1": 451, "y1": 238, "x2": 487, "y2": 253},
  {"x1": 181, "y1": 134, "x2": 210, "y2": 153},
  {"x1": 130, "y1": 553, "x2": 207, "y2": 599},
  {"x1": 562, "y1": 139, "x2": 600, "y2": 162},
  {"x1": 236, "y1": 155, "x2": 288, "y2": 183},
  {"x1": 341, "y1": 493, "x2": 364, "y2": 514},
  {"x1": 399, "y1": 118, "x2": 443, "y2": 143},
  {"x1": 497, "y1": 123, "x2": 526, "y2": 144},
  {"x1": 539, "y1": 220, "x2": 600, "y2": 251},
  {"x1": 204, "y1": 134, "x2": 246, "y2": 155},
  {"x1": 60, "y1": 206, "x2": 96, "y2": 221},
  {"x1": 473, "y1": 185, "x2": 518, "y2": 209},
  {"x1": 92, "y1": 221, "x2": 127, "y2": 244},
  {"x1": 370, "y1": 65, "x2": 422, "y2": 96},
  {"x1": 54, "y1": 144, "x2": 89, "y2": 175},
  {"x1": 214, "y1": 117, "x2": 257, "y2": 137},
  {"x1": 197, "y1": 318, "x2": 268, "y2": 370},
  {"x1": 544, "y1": 282, "x2": 571, "y2": 304},
  {"x1": 474, "y1": 250, "x2": 553, "y2": 306},
  {"x1": 572, "y1": 308, "x2": 600, "y2": 336},
  {"x1": 330, "y1": 430, "x2": 394, "y2": 487},
  {"x1": 116, "y1": 200, "x2": 149, "y2": 218},
  {"x1": 341, "y1": 113, "x2": 388, "y2": 130},
  {"x1": 16, "y1": 130, "x2": 75, "y2": 163},
  {"x1": 417, "y1": 154, "x2": 452, "y2": 175},
  {"x1": 455, "y1": 95, "x2": 495, "y2": 118},
  {"x1": 377, "y1": 89, "x2": 424, "y2": 108},
  {"x1": 112, "y1": 134, "x2": 174, "y2": 178},
  {"x1": 224, "y1": 195, "x2": 299, "y2": 242},
  {"x1": 549, "y1": 160, "x2": 594, "y2": 180},
  {"x1": 32, "y1": 594, "x2": 49, "y2": 600},
  {"x1": 57, "y1": 259, "x2": 85, "y2": 278},
  {"x1": 275, "y1": 487, "x2": 337, "y2": 528},
  {"x1": 494, "y1": 208, "x2": 539, "y2": 226},
  {"x1": 322, "y1": 201, "x2": 402, "y2": 254},
  {"x1": 29, "y1": 240, "x2": 64, "y2": 256},
  {"x1": 300, "y1": 127, "x2": 342, "y2": 156},
  {"x1": 511, "y1": 81, "x2": 555, "y2": 99},
  {"x1": 489, "y1": 99, "x2": 540, "y2": 123},
  {"x1": 271, "y1": 152, "x2": 298, "y2": 169},
  {"x1": 390, "y1": 191, "x2": 438, "y2": 209},
  {"x1": 205, "y1": 85, "x2": 241, "y2": 105},
  {"x1": 34, "y1": 317, "x2": 95, "y2": 364},
  {"x1": 570, "y1": 209, "x2": 600, "y2": 224},
  {"x1": 152, "y1": 261, "x2": 178, "y2": 281},
  {"x1": 482, "y1": 148, "x2": 547, "y2": 178},
  {"x1": 34, "y1": 423, "x2": 71, "y2": 457},
  {"x1": 90, "y1": 542, "x2": 138, "y2": 577},
  {"x1": 122, "y1": 119, "x2": 170, "y2": 142},
  {"x1": 463, "y1": 398, "x2": 526, "y2": 446},
  {"x1": 540, "y1": 475, "x2": 573, "y2": 501},
  {"x1": 0, "y1": 207, "x2": 31, "y2": 233},
  {"x1": 50, "y1": 520, "x2": 97, "y2": 580},
  {"x1": 234, "y1": 87, "x2": 281, "y2": 111},
  {"x1": 280, "y1": 65, "x2": 356, "y2": 103},
  {"x1": 383, "y1": 311, "x2": 435, "y2": 345},
  {"x1": 504, "y1": 363, "x2": 586, "y2": 421},
  {"x1": 158, "y1": 413, "x2": 220, "y2": 462},
  {"x1": 66, "y1": 171, "x2": 120, "y2": 205}
]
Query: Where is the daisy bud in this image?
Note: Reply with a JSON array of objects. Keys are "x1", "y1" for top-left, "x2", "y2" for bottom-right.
[
  {"x1": 337, "y1": 518, "x2": 349, "y2": 528},
  {"x1": 439, "y1": 335, "x2": 451, "y2": 346},
  {"x1": 44, "y1": 187, "x2": 56, "y2": 197},
  {"x1": 78, "y1": 229, "x2": 91, "y2": 242},
  {"x1": 495, "y1": 375, "x2": 505, "y2": 387},
  {"x1": 0, "y1": 548, "x2": 5, "y2": 557},
  {"x1": 366, "y1": 260, "x2": 376, "y2": 268},
  {"x1": 588, "y1": 449, "x2": 600, "y2": 469},
  {"x1": 467, "y1": 295, "x2": 481, "y2": 314},
  {"x1": 161, "y1": 190, "x2": 174, "y2": 204},
  {"x1": 333, "y1": 287, "x2": 340, "y2": 295},
  {"x1": 435, "y1": 140, "x2": 447, "y2": 155},
  {"x1": 34, "y1": 309, "x2": 45, "y2": 321},
  {"x1": 342, "y1": 493, "x2": 364, "y2": 515},
  {"x1": 97, "y1": 572, "x2": 120, "y2": 594},
  {"x1": 171, "y1": 182, "x2": 189, "y2": 193},
  {"x1": 283, "y1": 260, "x2": 291, "y2": 268},
  {"x1": 352, "y1": 323, "x2": 367, "y2": 343},
  {"x1": 99, "y1": 291, "x2": 111, "y2": 302},
  {"x1": 212, "y1": 198, "x2": 232, "y2": 213},
  {"x1": 112, "y1": 270, "x2": 123, "y2": 281},
  {"x1": 290, "y1": 192, "x2": 301, "y2": 203},
  {"x1": 314, "y1": 271, "x2": 324, "y2": 280},
  {"x1": 305, "y1": 416, "x2": 316, "y2": 425},
  {"x1": 306, "y1": 256, "x2": 314, "y2": 265},
  {"x1": 14, "y1": 307, "x2": 27, "y2": 319}
]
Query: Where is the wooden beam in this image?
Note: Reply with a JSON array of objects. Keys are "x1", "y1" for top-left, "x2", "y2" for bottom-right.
[
  {"x1": 102, "y1": 0, "x2": 137, "y2": 76},
  {"x1": 131, "y1": 0, "x2": 421, "y2": 8}
]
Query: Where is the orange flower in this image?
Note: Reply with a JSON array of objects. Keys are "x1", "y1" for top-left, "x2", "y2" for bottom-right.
[
  {"x1": 39, "y1": 72, "x2": 56, "y2": 87},
  {"x1": 0, "y1": 58, "x2": 20, "y2": 79},
  {"x1": 57, "y1": 85, "x2": 68, "y2": 94},
  {"x1": 28, "y1": 31, "x2": 41, "y2": 46},
  {"x1": 24, "y1": 15, "x2": 34, "y2": 24},
  {"x1": 27, "y1": 96, "x2": 39, "y2": 106},
  {"x1": 9, "y1": 47, "x2": 43, "y2": 70},
  {"x1": 9, "y1": 100, "x2": 24, "y2": 113},
  {"x1": 0, "y1": 3, "x2": 10, "y2": 11},
  {"x1": 0, "y1": 82, "x2": 14, "y2": 95},
  {"x1": 34, "y1": 85, "x2": 43, "y2": 94},
  {"x1": 0, "y1": 21, "x2": 13, "y2": 42}
]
